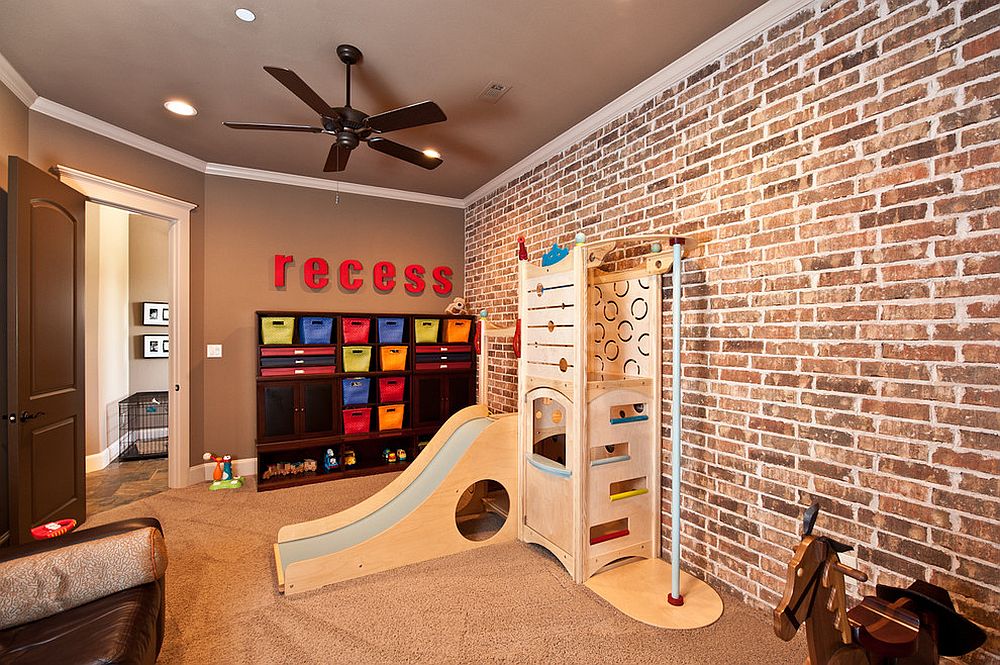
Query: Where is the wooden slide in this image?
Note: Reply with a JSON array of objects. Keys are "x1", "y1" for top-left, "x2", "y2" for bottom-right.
[{"x1": 274, "y1": 405, "x2": 518, "y2": 595}]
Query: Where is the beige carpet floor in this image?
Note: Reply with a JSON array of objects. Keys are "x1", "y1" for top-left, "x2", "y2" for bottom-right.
[{"x1": 88, "y1": 473, "x2": 807, "y2": 664}]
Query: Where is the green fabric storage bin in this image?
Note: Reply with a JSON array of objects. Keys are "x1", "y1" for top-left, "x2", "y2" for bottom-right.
[
  {"x1": 261, "y1": 317, "x2": 295, "y2": 344},
  {"x1": 414, "y1": 318, "x2": 440, "y2": 343},
  {"x1": 343, "y1": 346, "x2": 373, "y2": 372}
]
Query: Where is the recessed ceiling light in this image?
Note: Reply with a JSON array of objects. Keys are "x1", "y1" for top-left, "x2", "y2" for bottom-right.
[
  {"x1": 164, "y1": 100, "x2": 197, "y2": 116},
  {"x1": 422, "y1": 148, "x2": 441, "y2": 159},
  {"x1": 235, "y1": 8, "x2": 256, "y2": 22}
]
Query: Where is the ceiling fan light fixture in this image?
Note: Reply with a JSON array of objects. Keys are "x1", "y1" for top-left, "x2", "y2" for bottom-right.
[
  {"x1": 422, "y1": 148, "x2": 441, "y2": 159},
  {"x1": 234, "y1": 8, "x2": 256, "y2": 22},
  {"x1": 164, "y1": 100, "x2": 197, "y2": 116}
]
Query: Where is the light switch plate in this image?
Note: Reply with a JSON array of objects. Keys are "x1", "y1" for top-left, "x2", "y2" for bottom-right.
[{"x1": 207, "y1": 344, "x2": 222, "y2": 358}]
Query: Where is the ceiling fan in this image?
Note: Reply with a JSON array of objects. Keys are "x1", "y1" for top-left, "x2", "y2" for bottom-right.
[{"x1": 224, "y1": 44, "x2": 446, "y2": 172}]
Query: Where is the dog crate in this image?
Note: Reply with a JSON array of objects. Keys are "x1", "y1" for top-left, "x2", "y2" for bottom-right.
[{"x1": 118, "y1": 391, "x2": 169, "y2": 460}]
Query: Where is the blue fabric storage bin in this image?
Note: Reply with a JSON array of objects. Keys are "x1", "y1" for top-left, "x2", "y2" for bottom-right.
[
  {"x1": 299, "y1": 316, "x2": 333, "y2": 344},
  {"x1": 377, "y1": 317, "x2": 405, "y2": 344},
  {"x1": 342, "y1": 377, "x2": 371, "y2": 406}
]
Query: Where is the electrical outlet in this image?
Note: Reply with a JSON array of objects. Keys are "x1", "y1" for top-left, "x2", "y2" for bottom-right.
[{"x1": 206, "y1": 344, "x2": 222, "y2": 358}]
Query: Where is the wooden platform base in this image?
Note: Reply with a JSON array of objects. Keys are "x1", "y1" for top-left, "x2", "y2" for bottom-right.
[{"x1": 585, "y1": 558, "x2": 724, "y2": 629}]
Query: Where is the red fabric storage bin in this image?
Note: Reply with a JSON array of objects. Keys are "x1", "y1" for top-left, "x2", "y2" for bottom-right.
[
  {"x1": 342, "y1": 407, "x2": 371, "y2": 434},
  {"x1": 379, "y1": 377, "x2": 406, "y2": 403},
  {"x1": 342, "y1": 317, "x2": 371, "y2": 343}
]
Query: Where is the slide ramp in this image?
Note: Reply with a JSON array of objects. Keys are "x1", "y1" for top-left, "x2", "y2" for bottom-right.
[{"x1": 275, "y1": 405, "x2": 518, "y2": 595}]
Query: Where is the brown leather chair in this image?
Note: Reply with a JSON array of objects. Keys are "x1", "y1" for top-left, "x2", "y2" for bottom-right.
[{"x1": 0, "y1": 518, "x2": 166, "y2": 665}]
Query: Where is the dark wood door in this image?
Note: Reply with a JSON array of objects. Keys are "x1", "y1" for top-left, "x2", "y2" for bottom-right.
[{"x1": 6, "y1": 157, "x2": 87, "y2": 545}]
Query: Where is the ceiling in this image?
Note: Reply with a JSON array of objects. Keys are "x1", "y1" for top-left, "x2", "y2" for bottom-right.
[{"x1": 0, "y1": 1, "x2": 766, "y2": 199}]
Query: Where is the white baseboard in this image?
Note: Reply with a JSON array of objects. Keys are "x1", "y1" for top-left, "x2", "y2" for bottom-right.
[
  {"x1": 187, "y1": 456, "x2": 258, "y2": 485},
  {"x1": 85, "y1": 436, "x2": 123, "y2": 473}
]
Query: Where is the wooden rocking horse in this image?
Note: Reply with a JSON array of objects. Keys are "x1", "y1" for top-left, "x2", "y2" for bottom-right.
[
  {"x1": 774, "y1": 504, "x2": 987, "y2": 665},
  {"x1": 774, "y1": 503, "x2": 873, "y2": 665}
]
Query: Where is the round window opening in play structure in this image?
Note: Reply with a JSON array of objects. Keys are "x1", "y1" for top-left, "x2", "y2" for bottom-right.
[{"x1": 455, "y1": 480, "x2": 510, "y2": 542}]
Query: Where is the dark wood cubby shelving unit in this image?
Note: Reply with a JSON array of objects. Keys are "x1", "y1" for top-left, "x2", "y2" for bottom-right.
[{"x1": 254, "y1": 311, "x2": 477, "y2": 492}]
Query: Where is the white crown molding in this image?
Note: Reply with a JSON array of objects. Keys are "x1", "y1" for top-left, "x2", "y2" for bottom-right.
[
  {"x1": 30, "y1": 97, "x2": 209, "y2": 172},
  {"x1": 462, "y1": 0, "x2": 816, "y2": 205},
  {"x1": 204, "y1": 163, "x2": 465, "y2": 208},
  {"x1": 0, "y1": 50, "x2": 37, "y2": 106},
  {"x1": 54, "y1": 164, "x2": 198, "y2": 215}
]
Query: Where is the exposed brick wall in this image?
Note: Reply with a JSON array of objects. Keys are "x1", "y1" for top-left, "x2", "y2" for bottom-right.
[{"x1": 465, "y1": 0, "x2": 999, "y2": 661}]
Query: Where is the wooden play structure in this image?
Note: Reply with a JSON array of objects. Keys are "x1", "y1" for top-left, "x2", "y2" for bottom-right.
[
  {"x1": 516, "y1": 233, "x2": 723, "y2": 628},
  {"x1": 775, "y1": 504, "x2": 986, "y2": 665},
  {"x1": 273, "y1": 321, "x2": 518, "y2": 596}
]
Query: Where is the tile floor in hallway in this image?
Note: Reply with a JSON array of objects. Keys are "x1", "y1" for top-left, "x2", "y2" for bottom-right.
[{"x1": 86, "y1": 457, "x2": 169, "y2": 516}]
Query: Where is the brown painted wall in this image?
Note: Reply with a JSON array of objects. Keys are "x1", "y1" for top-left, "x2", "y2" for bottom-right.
[
  {"x1": 0, "y1": 85, "x2": 28, "y2": 189},
  {"x1": 199, "y1": 175, "x2": 465, "y2": 460}
]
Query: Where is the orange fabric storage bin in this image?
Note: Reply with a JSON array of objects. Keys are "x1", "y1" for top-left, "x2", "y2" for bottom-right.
[
  {"x1": 378, "y1": 404, "x2": 404, "y2": 431},
  {"x1": 444, "y1": 319, "x2": 472, "y2": 343},
  {"x1": 380, "y1": 345, "x2": 408, "y2": 371}
]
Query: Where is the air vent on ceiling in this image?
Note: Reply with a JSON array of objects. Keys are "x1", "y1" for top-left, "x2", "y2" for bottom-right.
[{"x1": 478, "y1": 81, "x2": 511, "y2": 104}]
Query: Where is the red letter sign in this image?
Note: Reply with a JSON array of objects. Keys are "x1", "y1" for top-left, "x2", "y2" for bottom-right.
[
  {"x1": 404, "y1": 264, "x2": 425, "y2": 294},
  {"x1": 274, "y1": 254, "x2": 294, "y2": 287},
  {"x1": 374, "y1": 261, "x2": 396, "y2": 292},
  {"x1": 304, "y1": 257, "x2": 330, "y2": 289},
  {"x1": 432, "y1": 266, "x2": 453, "y2": 295},
  {"x1": 339, "y1": 259, "x2": 363, "y2": 291}
]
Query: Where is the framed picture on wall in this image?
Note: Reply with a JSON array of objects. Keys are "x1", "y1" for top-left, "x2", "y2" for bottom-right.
[
  {"x1": 143, "y1": 335, "x2": 169, "y2": 358},
  {"x1": 142, "y1": 302, "x2": 169, "y2": 326}
]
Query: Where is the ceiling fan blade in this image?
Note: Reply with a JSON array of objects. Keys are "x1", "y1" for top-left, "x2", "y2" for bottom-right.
[
  {"x1": 263, "y1": 66, "x2": 332, "y2": 116},
  {"x1": 367, "y1": 137, "x2": 442, "y2": 170},
  {"x1": 365, "y1": 101, "x2": 446, "y2": 133},
  {"x1": 324, "y1": 144, "x2": 352, "y2": 172},
  {"x1": 223, "y1": 122, "x2": 324, "y2": 133}
]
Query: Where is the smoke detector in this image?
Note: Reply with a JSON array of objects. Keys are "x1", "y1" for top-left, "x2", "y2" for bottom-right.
[{"x1": 478, "y1": 81, "x2": 511, "y2": 104}]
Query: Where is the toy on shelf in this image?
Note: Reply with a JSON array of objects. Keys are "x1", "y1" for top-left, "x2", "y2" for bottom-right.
[
  {"x1": 343, "y1": 449, "x2": 356, "y2": 467},
  {"x1": 444, "y1": 296, "x2": 468, "y2": 316},
  {"x1": 261, "y1": 459, "x2": 317, "y2": 481},
  {"x1": 382, "y1": 448, "x2": 398, "y2": 464},
  {"x1": 774, "y1": 504, "x2": 986, "y2": 665},
  {"x1": 203, "y1": 452, "x2": 244, "y2": 490},
  {"x1": 323, "y1": 448, "x2": 339, "y2": 472},
  {"x1": 396, "y1": 448, "x2": 407, "y2": 462}
]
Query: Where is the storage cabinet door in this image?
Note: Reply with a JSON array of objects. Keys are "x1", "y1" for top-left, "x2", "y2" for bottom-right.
[
  {"x1": 446, "y1": 375, "x2": 474, "y2": 416},
  {"x1": 301, "y1": 381, "x2": 336, "y2": 436},
  {"x1": 412, "y1": 375, "x2": 444, "y2": 426},
  {"x1": 260, "y1": 383, "x2": 296, "y2": 439}
]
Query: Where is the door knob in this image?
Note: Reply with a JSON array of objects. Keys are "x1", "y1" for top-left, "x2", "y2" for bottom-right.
[
  {"x1": 6, "y1": 413, "x2": 15, "y2": 423},
  {"x1": 20, "y1": 411, "x2": 45, "y2": 422}
]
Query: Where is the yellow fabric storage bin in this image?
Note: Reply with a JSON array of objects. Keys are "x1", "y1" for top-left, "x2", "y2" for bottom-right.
[
  {"x1": 342, "y1": 346, "x2": 373, "y2": 372},
  {"x1": 444, "y1": 319, "x2": 471, "y2": 343},
  {"x1": 261, "y1": 317, "x2": 295, "y2": 344},
  {"x1": 414, "y1": 318, "x2": 440, "y2": 343},
  {"x1": 378, "y1": 404, "x2": 405, "y2": 431},
  {"x1": 380, "y1": 345, "x2": 408, "y2": 371}
]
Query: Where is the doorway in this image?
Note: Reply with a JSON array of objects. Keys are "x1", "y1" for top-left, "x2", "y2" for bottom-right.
[
  {"x1": 55, "y1": 166, "x2": 195, "y2": 490},
  {"x1": 83, "y1": 203, "x2": 172, "y2": 512}
]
